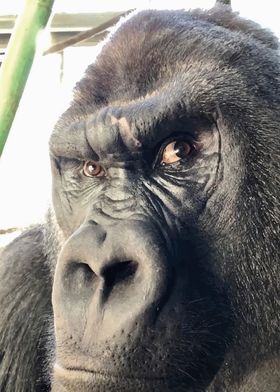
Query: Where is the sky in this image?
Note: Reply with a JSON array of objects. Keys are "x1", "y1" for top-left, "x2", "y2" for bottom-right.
[{"x1": 0, "y1": 0, "x2": 279, "y2": 235}]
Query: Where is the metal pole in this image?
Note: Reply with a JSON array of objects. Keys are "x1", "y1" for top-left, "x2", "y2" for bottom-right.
[{"x1": 0, "y1": 0, "x2": 54, "y2": 157}]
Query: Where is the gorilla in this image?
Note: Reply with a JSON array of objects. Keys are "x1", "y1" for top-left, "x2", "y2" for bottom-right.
[{"x1": 0, "y1": 1, "x2": 279, "y2": 391}]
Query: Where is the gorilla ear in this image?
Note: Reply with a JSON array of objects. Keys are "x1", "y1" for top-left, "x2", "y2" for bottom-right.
[{"x1": 215, "y1": 0, "x2": 232, "y2": 8}]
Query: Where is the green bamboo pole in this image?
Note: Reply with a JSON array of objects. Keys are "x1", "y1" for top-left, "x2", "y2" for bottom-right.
[{"x1": 0, "y1": 0, "x2": 54, "y2": 157}]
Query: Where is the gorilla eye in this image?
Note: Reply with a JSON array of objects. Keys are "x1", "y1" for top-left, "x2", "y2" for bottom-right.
[
  {"x1": 82, "y1": 161, "x2": 105, "y2": 177},
  {"x1": 161, "y1": 140, "x2": 192, "y2": 165}
]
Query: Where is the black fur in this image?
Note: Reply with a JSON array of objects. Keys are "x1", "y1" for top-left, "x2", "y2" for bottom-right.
[{"x1": 0, "y1": 5, "x2": 279, "y2": 392}]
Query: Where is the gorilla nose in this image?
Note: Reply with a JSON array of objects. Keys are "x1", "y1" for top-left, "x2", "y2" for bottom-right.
[
  {"x1": 53, "y1": 220, "x2": 171, "y2": 341},
  {"x1": 58, "y1": 221, "x2": 138, "y2": 283}
]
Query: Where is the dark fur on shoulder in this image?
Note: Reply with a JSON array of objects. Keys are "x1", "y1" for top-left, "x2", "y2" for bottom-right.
[{"x1": 0, "y1": 227, "x2": 52, "y2": 391}]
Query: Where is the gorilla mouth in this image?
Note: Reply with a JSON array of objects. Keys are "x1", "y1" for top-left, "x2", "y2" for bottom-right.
[
  {"x1": 53, "y1": 364, "x2": 191, "y2": 391},
  {"x1": 57, "y1": 365, "x2": 169, "y2": 380}
]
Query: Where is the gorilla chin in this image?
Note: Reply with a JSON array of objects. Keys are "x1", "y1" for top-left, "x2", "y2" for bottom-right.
[{"x1": 0, "y1": 1, "x2": 279, "y2": 392}]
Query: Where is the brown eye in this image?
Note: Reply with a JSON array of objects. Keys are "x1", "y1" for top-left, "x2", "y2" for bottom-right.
[
  {"x1": 82, "y1": 161, "x2": 105, "y2": 177},
  {"x1": 161, "y1": 140, "x2": 192, "y2": 165}
]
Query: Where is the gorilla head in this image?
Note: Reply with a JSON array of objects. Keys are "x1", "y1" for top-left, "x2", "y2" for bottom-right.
[
  {"x1": 47, "y1": 4, "x2": 280, "y2": 391},
  {"x1": 1, "y1": 2, "x2": 279, "y2": 392}
]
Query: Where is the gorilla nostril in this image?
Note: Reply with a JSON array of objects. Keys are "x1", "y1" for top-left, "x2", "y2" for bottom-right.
[
  {"x1": 65, "y1": 262, "x2": 96, "y2": 291},
  {"x1": 103, "y1": 260, "x2": 138, "y2": 288}
]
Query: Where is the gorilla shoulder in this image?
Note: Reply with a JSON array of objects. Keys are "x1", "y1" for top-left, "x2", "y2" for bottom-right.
[{"x1": 0, "y1": 226, "x2": 52, "y2": 391}]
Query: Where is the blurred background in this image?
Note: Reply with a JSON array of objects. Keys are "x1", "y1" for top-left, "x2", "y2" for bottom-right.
[{"x1": 0, "y1": 0, "x2": 279, "y2": 244}]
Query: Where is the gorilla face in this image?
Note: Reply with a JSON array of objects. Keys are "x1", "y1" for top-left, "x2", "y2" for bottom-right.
[
  {"x1": 51, "y1": 116, "x2": 226, "y2": 390},
  {"x1": 48, "y1": 6, "x2": 280, "y2": 392}
]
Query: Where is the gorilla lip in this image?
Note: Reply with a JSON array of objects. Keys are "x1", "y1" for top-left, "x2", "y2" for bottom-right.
[{"x1": 54, "y1": 363, "x2": 176, "y2": 383}]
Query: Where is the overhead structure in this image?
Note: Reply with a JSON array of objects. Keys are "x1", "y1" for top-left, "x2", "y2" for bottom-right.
[
  {"x1": 0, "y1": 0, "x2": 54, "y2": 157},
  {"x1": 0, "y1": 6, "x2": 131, "y2": 157}
]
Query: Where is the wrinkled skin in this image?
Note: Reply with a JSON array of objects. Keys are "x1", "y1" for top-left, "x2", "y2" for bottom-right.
[{"x1": 0, "y1": 4, "x2": 280, "y2": 392}]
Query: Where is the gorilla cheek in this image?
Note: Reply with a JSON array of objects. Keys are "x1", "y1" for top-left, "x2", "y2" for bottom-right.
[{"x1": 52, "y1": 181, "x2": 88, "y2": 237}]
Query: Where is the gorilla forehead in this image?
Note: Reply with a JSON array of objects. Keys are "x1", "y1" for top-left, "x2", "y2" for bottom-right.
[
  {"x1": 83, "y1": 95, "x2": 211, "y2": 159},
  {"x1": 50, "y1": 7, "x2": 280, "y2": 169},
  {"x1": 52, "y1": 8, "x2": 280, "y2": 161},
  {"x1": 71, "y1": 8, "x2": 279, "y2": 115},
  {"x1": 51, "y1": 97, "x2": 213, "y2": 163}
]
